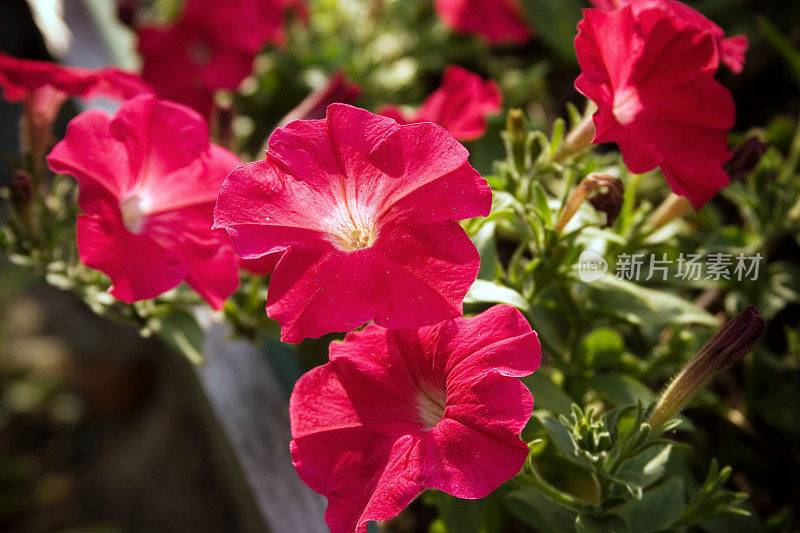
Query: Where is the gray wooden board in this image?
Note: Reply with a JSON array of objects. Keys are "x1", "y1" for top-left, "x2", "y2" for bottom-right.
[{"x1": 198, "y1": 320, "x2": 327, "y2": 533}]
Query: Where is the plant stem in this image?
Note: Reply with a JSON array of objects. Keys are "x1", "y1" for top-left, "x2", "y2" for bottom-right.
[{"x1": 519, "y1": 459, "x2": 586, "y2": 511}]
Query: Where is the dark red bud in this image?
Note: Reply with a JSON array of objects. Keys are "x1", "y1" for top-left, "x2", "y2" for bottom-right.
[
  {"x1": 648, "y1": 305, "x2": 764, "y2": 430},
  {"x1": 10, "y1": 170, "x2": 33, "y2": 210},
  {"x1": 589, "y1": 176, "x2": 624, "y2": 227},
  {"x1": 723, "y1": 136, "x2": 767, "y2": 182}
]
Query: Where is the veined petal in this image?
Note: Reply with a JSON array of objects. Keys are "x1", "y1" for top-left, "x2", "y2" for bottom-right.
[
  {"x1": 215, "y1": 104, "x2": 489, "y2": 340},
  {"x1": 289, "y1": 306, "x2": 540, "y2": 531}
]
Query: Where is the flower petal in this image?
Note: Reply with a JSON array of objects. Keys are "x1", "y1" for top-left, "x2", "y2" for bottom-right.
[
  {"x1": 46, "y1": 109, "x2": 130, "y2": 199},
  {"x1": 421, "y1": 416, "x2": 529, "y2": 498},
  {"x1": 76, "y1": 198, "x2": 187, "y2": 303},
  {"x1": 291, "y1": 430, "x2": 424, "y2": 533}
]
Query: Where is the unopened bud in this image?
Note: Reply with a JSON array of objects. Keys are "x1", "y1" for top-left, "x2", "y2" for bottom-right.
[
  {"x1": 554, "y1": 173, "x2": 618, "y2": 232},
  {"x1": 506, "y1": 109, "x2": 526, "y2": 140},
  {"x1": 10, "y1": 170, "x2": 33, "y2": 210},
  {"x1": 724, "y1": 136, "x2": 767, "y2": 182},
  {"x1": 589, "y1": 176, "x2": 624, "y2": 227},
  {"x1": 647, "y1": 193, "x2": 693, "y2": 230},
  {"x1": 552, "y1": 112, "x2": 596, "y2": 163},
  {"x1": 648, "y1": 305, "x2": 764, "y2": 431}
]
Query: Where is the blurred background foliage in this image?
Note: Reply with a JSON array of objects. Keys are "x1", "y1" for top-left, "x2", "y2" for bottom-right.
[{"x1": 1, "y1": 0, "x2": 799, "y2": 531}]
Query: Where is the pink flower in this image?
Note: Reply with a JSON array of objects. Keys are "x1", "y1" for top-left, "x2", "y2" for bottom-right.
[
  {"x1": 435, "y1": 0, "x2": 531, "y2": 45},
  {"x1": 138, "y1": 0, "x2": 301, "y2": 115},
  {"x1": 290, "y1": 304, "x2": 541, "y2": 533},
  {"x1": 213, "y1": 104, "x2": 491, "y2": 342},
  {"x1": 575, "y1": 7, "x2": 735, "y2": 208},
  {"x1": 379, "y1": 66, "x2": 502, "y2": 142},
  {"x1": 47, "y1": 95, "x2": 240, "y2": 308},
  {"x1": 0, "y1": 51, "x2": 151, "y2": 103},
  {"x1": 587, "y1": 0, "x2": 748, "y2": 73}
]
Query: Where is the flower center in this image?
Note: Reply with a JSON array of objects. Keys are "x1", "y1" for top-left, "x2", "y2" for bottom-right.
[
  {"x1": 417, "y1": 385, "x2": 447, "y2": 429},
  {"x1": 325, "y1": 211, "x2": 377, "y2": 252},
  {"x1": 613, "y1": 87, "x2": 643, "y2": 126},
  {"x1": 120, "y1": 194, "x2": 148, "y2": 234}
]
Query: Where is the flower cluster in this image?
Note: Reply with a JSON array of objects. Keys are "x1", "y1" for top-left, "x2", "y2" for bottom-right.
[
  {"x1": 0, "y1": 0, "x2": 754, "y2": 530},
  {"x1": 138, "y1": 0, "x2": 305, "y2": 116}
]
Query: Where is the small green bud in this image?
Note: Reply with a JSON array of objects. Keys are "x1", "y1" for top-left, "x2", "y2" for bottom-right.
[{"x1": 506, "y1": 108, "x2": 527, "y2": 140}]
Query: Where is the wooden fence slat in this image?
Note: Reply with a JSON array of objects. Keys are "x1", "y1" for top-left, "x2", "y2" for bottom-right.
[{"x1": 198, "y1": 320, "x2": 328, "y2": 533}]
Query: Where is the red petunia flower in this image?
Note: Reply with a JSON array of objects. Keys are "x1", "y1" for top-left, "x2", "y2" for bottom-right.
[
  {"x1": 213, "y1": 104, "x2": 491, "y2": 342},
  {"x1": 379, "y1": 66, "x2": 502, "y2": 142},
  {"x1": 289, "y1": 304, "x2": 541, "y2": 533},
  {"x1": 575, "y1": 7, "x2": 735, "y2": 208},
  {"x1": 138, "y1": 0, "x2": 302, "y2": 116},
  {"x1": 435, "y1": 0, "x2": 531, "y2": 45},
  {"x1": 587, "y1": 0, "x2": 748, "y2": 73},
  {"x1": 47, "y1": 95, "x2": 240, "y2": 308},
  {"x1": 0, "y1": 51, "x2": 151, "y2": 104}
]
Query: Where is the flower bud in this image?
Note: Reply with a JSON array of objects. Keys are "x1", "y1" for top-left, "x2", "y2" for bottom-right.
[
  {"x1": 10, "y1": 169, "x2": 33, "y2": 210},
  {"x1": 552, "y1": 112, "x2": 596, "y2": 162},
  {"x1": 647, "y1": 193, "x2": 693, "y2": 230},
  {"x1": 554, "y1": 173, "x2": 619, "y2": 232},
  {"x1": 648, "y1": 305, "x2": 764, "y2": 431},
  {"x1": 723, "y1": 136, "x2": 767, "y2": 182},
  {"x1": 506, "y1": 108, "x2": 526, "y2": 141},
  {"x1": 589, "y1": 175, "x2": 624, "y2": 227}
]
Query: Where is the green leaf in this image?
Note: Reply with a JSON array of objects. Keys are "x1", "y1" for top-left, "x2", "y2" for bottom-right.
[
  {"x1": 618, "y1": 444, "x2": 673, "y2": 489},
  {"x1": 580, "y1": 276, "x2": 718, "y2": 329},
  {"x1": 532, "y1": 182, "x2": 553, "y2": 227},
  {"x1": 504, "y1": 488, "x2": 578, "y2": 533},
  {"x1": 471, "y1": 222, "x2": 499, "y2": 281},
  {"x1": 586, "y1": 373, "x2": 654, "y2": 407},
  {"x1": 607, "y1": 469, "x2": 644, "y2": 499},
  {"x1": 576, "y1": 512, "x2": 631, "y2": 533},
  {"x1": 582, "y1": 328, "x2": 625, "y2": 368},
  {"x1": 538, "y1": 414, "x2": 592, "y2": 468},
  {"x1": 464, "y1": 280, "x2": 529, "y2": 310},
  {"x1": 523, "y1": 370, "x2": 575, "y2": 416},
  {"x1": 618, "y1": 477, "x2": 685, "y2": 533},
  {"x1": 155, "y1": 309, "x2": 206, "y2": 365},
  {"x1": 427, "y1": 491, "x2": 502, "y2": 533}
]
